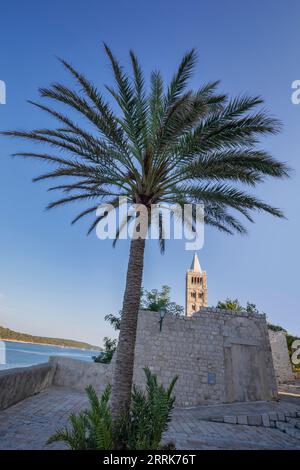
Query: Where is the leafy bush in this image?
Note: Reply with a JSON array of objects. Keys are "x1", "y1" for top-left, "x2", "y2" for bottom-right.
[
  {"x1": 47, "y1": 368, "x2": 177, "y2": 450},
  {"x1": 93, "y1": 337, "x2": 117, "y2": 364},
  {"x1": 94, "y1": 286, "x2": 183, "y2": 365},
  {"x1": 47, "y1": 384, "x2": 114, "y2": 450},
  {"x1": 216, "y1": 298, "x2": 260, "y2": 314},
  {"x1": 140, "y1": 286, "x2": 184, "y2": 316},
  {"x1": 267, "y1": 323, "x2": 286, "y2": 332},
  {"x1": 117, "y1": 368, "x2": 178, "y2": 450}
]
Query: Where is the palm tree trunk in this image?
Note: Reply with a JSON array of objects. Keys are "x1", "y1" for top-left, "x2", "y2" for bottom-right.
[{"x1": 110, "y1": 236, "x2": 146, "y2": 421}]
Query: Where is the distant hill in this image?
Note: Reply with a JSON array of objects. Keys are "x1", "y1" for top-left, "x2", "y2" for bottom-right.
[{"x1": 0, "y1": 325, "x2": 102, "y2": 351}]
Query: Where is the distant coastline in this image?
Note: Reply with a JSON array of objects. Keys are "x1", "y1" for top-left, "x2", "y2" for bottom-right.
[
  {"x1": 0, "y1": 325, "x2": 102, "y2": 352},
  {"x1": 1, "y1": 338, "x2": 99, "y2": 352}
]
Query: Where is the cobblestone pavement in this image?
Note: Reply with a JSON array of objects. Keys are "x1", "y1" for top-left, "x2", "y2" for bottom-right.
[
  {"x1": 0, "y1": 387, "x2": 88, "y2": 450},
  {"x1": 0, "y1": 387, "x2": 299, "y2": 450},
  {"x1": 164, "y1": 396, "x2": 300, "y2": 450}
]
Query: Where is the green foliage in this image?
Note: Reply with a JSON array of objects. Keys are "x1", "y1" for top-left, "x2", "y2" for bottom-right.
[
  {"x1": 119, "y1": 368, "x2": 178, "y2": 450},
  {"x1": 3, "y1": 46, "x2": 290, "y2": 249},
  {"x1": 140, "y1": 285, "x2": 184, "y2": 316},
  {"x1": 216, "y1": 298, "x2": 243, "y2": 311},
  {"x1": 105, "y1": 286, "x2": 184, "y2": 331},
  {"x1": 85, "y1": 385, "x2": 114, "y2": 449},
  {"x1": 245, "y1": 302, "x2": 259, "y2": 314},
  {"x1": 0, "y1": 325, "x2": 100, "y2": 351},
  {"x1": 47, "y1": 411, "x2": 89, "y2": 450},
  {"x1": 99, "y1": 285, "x2": 184, "y2": 364},
  {"x1": 93, "y1": 337, "x2": 117, "y2": 364},
  {"x1": 267, "y1": 323, "x2": 286, "y2": 332},
  {"x1": 47, "y1": 384, "x2": 113, "y2": 450},
  {"x1": 104, "y1": 313, "x2": 121, "y2": 331},
  {"x1": 47, "y1": 368, "x2": 177, "y2": 450},
  {"x1": 216, "y1": 299, "x2": 260, "y2": 314}
]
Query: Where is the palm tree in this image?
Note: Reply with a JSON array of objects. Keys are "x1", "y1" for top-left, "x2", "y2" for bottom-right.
[{"x1": 2, "y1": 45, "x2": 290, "y2": 421}]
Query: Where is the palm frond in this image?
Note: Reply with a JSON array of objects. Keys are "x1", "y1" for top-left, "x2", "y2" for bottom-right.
[
  {"x1": 1, "y1": 46, "x2": 289, "y2": 244},
  {"x1": 180, "y1": 183, "x2": 284, "y2": 218},
  {"x1": 166, "y1": 49, "x2": 197, "y2": 106}
]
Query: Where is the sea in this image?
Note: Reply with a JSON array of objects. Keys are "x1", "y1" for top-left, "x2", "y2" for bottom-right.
[{"x1": 0, "y1": 340, "x2": 98, "y2": 370}]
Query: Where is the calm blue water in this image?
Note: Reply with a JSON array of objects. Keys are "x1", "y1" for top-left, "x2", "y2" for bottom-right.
[{"x1": 0, "y1": 340, "x2": 97, "y2": 370}]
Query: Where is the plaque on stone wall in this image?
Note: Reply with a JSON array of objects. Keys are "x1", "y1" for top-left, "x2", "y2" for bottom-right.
[{"x1": 208, "y1": 372, "x2": 216, "y2": 385}]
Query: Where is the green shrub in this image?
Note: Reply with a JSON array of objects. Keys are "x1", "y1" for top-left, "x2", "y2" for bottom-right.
[
  {"x1": 47, "y1": 368, "x2": 177, "y2": 450},
  {"x1": 47, "y1": 384, "x2": 114, "y2": 450},
  {"x1": 93, "y1": 337, "x2": 117, "y2": 364},
  {"x1": 117, "y1": 368, "x2": 178, "y2": 450}
]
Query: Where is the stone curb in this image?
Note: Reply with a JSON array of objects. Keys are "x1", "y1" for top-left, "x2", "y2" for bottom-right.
[{"x1": 209, "y1": 410, "x2": 300, "y2": 439}]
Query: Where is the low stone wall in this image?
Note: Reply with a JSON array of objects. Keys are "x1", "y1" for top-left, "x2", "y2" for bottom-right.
[
  {"x1": 0, "y1": 363, "x2": 55, "y2": 411},
  {"x1": 0, "y1": 309, "x2": 280, "y2": 411},
  {"x1": 50, "y1": 356, "x2": 112, "y2": 394}
]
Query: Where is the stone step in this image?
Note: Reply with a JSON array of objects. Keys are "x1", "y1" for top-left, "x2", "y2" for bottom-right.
[
  {"x1": 208, "y1": 411, "x2": 300, "y2": 428},
  {"x1": 279, "y1": 384, "x2": 300, "y2": 395}
]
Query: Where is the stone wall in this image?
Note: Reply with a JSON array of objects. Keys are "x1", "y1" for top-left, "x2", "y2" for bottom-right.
[
  {"x1": 0, "y1": 363, "x2": 55, "y2": 410},
  {"x1": 50, "y1": 356, "x2": 112, "y2": 394},
  {"x1": 132, "y1": 309, "x2": 278, "y2": 407},
  {"x1": 0, "y1": 309, "x2": 280, "y2": 411},
  {"x1": 0, "y1": 357, "x2": 112, "y2": 411},
  {"x1": 268, "y1": 330, "x2": 294, "y2": 384}
]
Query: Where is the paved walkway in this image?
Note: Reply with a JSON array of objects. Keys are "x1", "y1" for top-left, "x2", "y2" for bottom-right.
[
  {"x1": 165, "y1": 396, "x2": 300, "y2": 450},
  {"x1": 0, "y1": 387, "x2": 88, "y2": 450},
  {"x1": 0, "y1": 387, "x2": 299, "y2": 450}
]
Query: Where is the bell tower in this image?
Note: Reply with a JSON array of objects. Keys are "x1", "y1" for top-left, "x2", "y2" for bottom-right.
[{"x1": 185, "y1": 253, "x2": 208, "y2": 316}]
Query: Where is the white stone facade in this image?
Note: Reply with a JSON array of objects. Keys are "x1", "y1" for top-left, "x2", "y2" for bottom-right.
[{"x1": 268, "y1": 330, "x2": 294, "y2": 384}]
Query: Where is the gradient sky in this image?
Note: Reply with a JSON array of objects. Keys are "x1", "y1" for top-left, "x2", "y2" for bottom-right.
[{"x1": 0, "y1": 0, "x2": 299, "y2": 346}]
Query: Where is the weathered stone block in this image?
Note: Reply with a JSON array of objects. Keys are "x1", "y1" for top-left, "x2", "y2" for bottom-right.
[
  {"x1": 262, "y1": 413, "x2": 270, "y2": 427},
  {"x1": 268, "y1": 330, "x2": 294, "y2": 384},
  {"x1": 237, "y1": 415, "x2": 248, "y2": 425},
  {"x1": 211, "y1": 416, "x2": 224, "y2": 423},
  {"x1": 268, "y1": 412, "x2": 278, "y2": 421},
  {"x1": 277, "y1": 412, "x2": 286, "y2": 422},
  {"x1": 224, "y1": 415, "x2": 237, "y2": 424},
  {"x1": 248, "y1": 415, "x2": 262, "y2": 426}
]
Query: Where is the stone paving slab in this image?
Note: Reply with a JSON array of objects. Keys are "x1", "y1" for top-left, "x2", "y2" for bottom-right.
[
  {"x1": 165, "y1": 421, "x2": 300, "y2": 450},
  {"x1": 0, "y1": 387, "x2": 88, "y2": 450},
  {"x1": 186, "y1": 400, "x2": 300, "y2": 430},
  {"x1": 173, "y1": 395, "x2": 300, "y2": 420},
  {"x1": 164, "y1": 395, "x2": 300, "y2": 450},
  {"x1": 0, "y1": 387, "x2": 299, "y2": 450}
]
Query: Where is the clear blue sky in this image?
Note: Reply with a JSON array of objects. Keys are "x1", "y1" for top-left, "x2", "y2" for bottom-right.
[{"x1": 0, "y1": 0, "x2": 299, "y2": 345}]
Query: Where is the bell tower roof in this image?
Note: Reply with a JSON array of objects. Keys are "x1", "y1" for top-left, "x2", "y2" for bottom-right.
[{"x1": 190, "y1": 253, "x2": 201, "y2": 272}]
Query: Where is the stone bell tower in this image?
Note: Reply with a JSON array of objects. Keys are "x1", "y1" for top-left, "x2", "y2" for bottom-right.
[{"x1": 185, "y1": 253, "x2": 208, "y2": 316}]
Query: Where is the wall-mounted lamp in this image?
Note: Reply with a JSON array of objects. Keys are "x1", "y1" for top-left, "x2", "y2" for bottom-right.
[{"x1": 159, "y1": 307, "x2": 167, "y2": 332}]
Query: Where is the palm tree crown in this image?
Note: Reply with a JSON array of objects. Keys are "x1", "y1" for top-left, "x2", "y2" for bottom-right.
[
  {"x1": 2, "y1": 45, "x2": 291, "y2": 423},
  {"x1": 4, "y1": 45, "x2": 289, "y2": 243}
]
